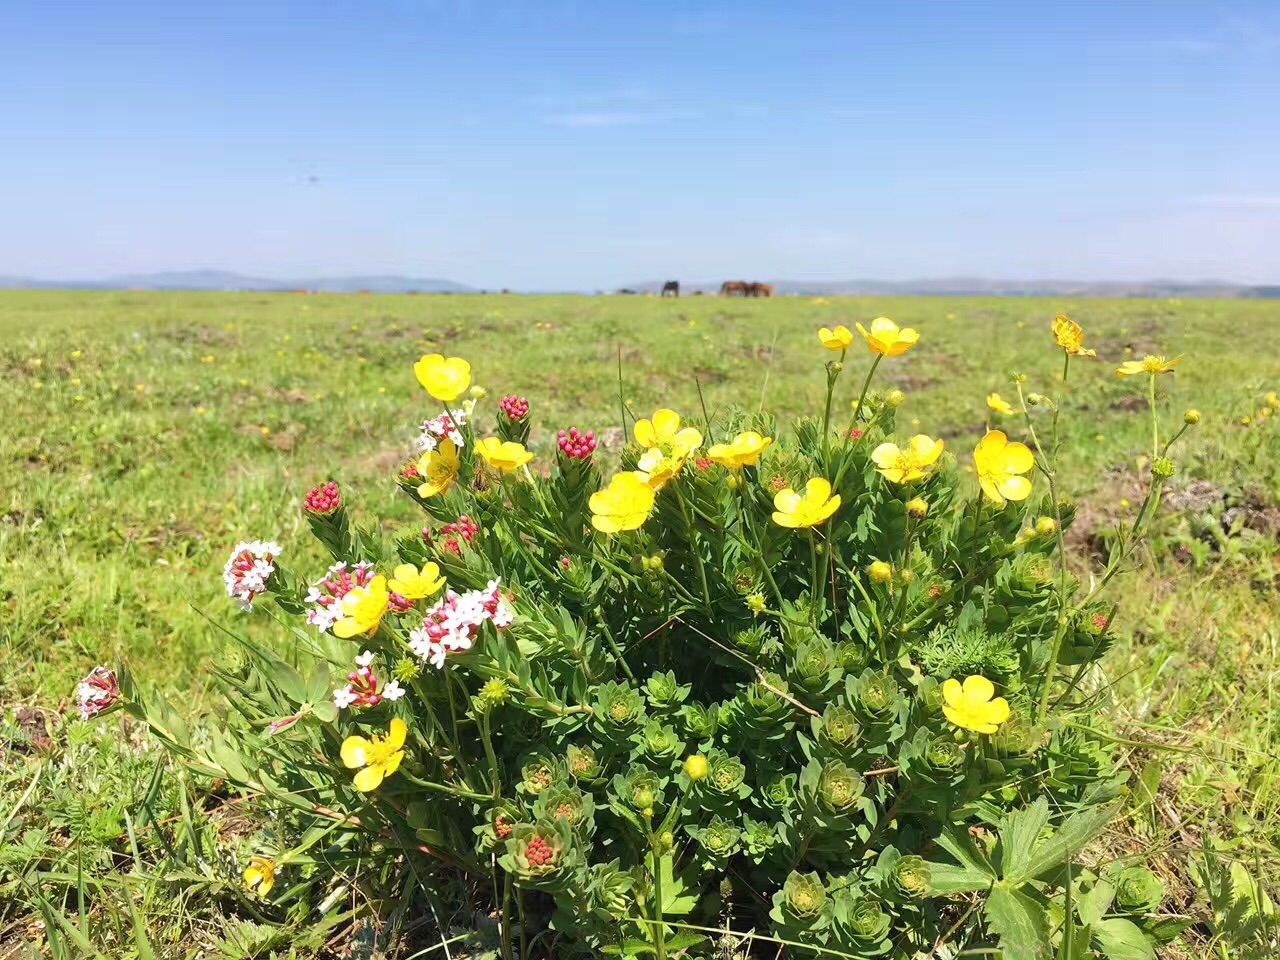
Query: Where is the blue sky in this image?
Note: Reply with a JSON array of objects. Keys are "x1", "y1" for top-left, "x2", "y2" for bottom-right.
[{"x1": 2, "y1": 1, "x2": 1278, "y2": 289}]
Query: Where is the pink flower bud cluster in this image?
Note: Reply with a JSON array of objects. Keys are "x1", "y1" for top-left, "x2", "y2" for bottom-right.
[
  {"x1": 426, "y1": 515, "x2": 480, "y2": 556},
  {"x1": 333, "y1": 651, "x2": 405, "y2": 710},
  {"x1": 556, "y1": 427, "x2": 597, "y2": 460},
  {"x1": 304, "y1": 480, "x2": 341, "y2": 516},
  {"x1": 223, "y1": 540, "x2": 282, "y2": 611},
  {"x1": 76, "y1": 666, "x2": 120, "y2": 719},
  {"x1": 409, "y1": 579, "x2": 514, "y2": 669},
  {"x1": 499, "y1": 395, "x2": 529, "y2": 421},
  {"x1": 306, "y1": 560, "x2": 375, "y2": 632}
]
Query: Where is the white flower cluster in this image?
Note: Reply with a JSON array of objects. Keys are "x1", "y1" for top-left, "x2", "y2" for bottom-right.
[
  {"x1": 415, "y1": 409, "x2": 467, "y2": 452},
  {"x1": 305, "y1": 560, "x2": 375, "y2": 632},
  {"x1": 223, "y1": 540, "x2": 282, "y2": 611},
  {"x1": 409, "y1": 579, "x2": 513, "y2": 669}
]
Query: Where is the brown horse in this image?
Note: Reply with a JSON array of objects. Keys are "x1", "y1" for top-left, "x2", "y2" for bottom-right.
[
  {"x1": 720, "y1": 280, "x2": 749, "y2": 296},
  {"x1": 661, "y1": 280, "x2": 680, "y2": 297},
  {"x1": 747, "y1": 282, "x2": 775, "y2": 298}
]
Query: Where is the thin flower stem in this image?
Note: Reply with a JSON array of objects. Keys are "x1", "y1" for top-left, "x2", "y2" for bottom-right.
[
  {"x1": 1148, "y1": 373, "x2": 1159, "y2": 460},
  {"x1": 820, "y1": 349, "x2": 845, "y2": 463},
  {"x1": 673, "y1": 483, "x2": 712, "y2": 610},
  {"x1": 853, "y1": 353, "x2": 883, "y2": 428}
]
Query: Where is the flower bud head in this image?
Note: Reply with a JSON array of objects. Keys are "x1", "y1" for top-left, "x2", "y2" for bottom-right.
[
  {"x1": 906, "y1": 497, "x2": 928, "y2": 518},
  {"x1": 1152, "y1": 457, "x2": 1175, "y2": 480},
  {"x1": 868, "y1": 560, "x2": 893, "y2": 583},
  {"x1": 1035, "y1": 516, "x2": 1058, "y2": 537},
  {"x1": 885, "y1": 388, "x2": 905, "y2": 408},
  {"x1": 1183, "y1": 408, "x2": 1201, "y2": 425},
  {"x1": 683, "y1": 754, "x2": 709, "y2": 781}
]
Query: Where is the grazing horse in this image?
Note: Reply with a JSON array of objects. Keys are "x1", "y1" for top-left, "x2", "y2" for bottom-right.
[
  {"x1": 720, "y1": 280, "x2": 749, "y2": 296},
  {"x1": 748, "y1": 282, "x2": 775, "y2": 298},
  {"x1": 661, "y1": 280, "x2": 680, "y2": 297}
]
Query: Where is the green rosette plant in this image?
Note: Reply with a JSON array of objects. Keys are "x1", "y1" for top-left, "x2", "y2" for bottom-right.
[{"x1": 93, "y1": 314, "x2": 1195, "y2": 958}]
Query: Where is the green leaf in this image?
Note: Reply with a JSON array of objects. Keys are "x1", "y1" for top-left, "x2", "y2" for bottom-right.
[
  {"x1": 1076, "y1": 878, "x2": 1115, "y2": 927},
  {"x1": 657, "y1": 854, "x2": 698, "y2": 917},
  {"x1": 999, "y1": 798, "x2": 1051, "y2": 880},
  {"x1": 984, "y1": 885, "x2": 1049, "y2": 960},
  {"x1": 1092, "y1": 917, "x2": 1154, "y2": 960},
  {"x1": 1021, "y1": 801, "x2": 1121, "y2": 882}
]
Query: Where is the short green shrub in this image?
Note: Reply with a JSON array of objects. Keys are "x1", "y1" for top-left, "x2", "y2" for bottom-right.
[{"x1": 92, "y1": 316, "x2": 1198, "y2": 958}]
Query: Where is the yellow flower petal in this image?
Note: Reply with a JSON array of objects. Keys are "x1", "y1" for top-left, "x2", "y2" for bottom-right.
[
  {"x1": 353, "y1": 764, "x2": 385, "y2": 792},
  {"x1": 341, "y1": 736, "x2": 369, "y2": 769}
]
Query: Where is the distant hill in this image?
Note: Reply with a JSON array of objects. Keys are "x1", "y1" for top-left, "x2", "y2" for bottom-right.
[
  {"x1": 626, "y1": 277, "x2": 1278, "y2": 298},
  {"x1": 0, "y1": 271, "x2": 476, "y2": 293}
]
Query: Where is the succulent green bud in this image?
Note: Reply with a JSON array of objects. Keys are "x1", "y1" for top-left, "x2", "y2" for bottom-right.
[
  {"x1": 1111, "y1": 865, "x2": 1165, "y2": 914},
  {"x1": 780, "y1": 871, "x2": 828, "y2": 922},
  {"x1": 818, "y1": 760, "x2": 865, "y2": 814},
  {"x1": 1152, "y1": 457, "x2": 1175, "y2": 480},
  {"x1": 480, "y1": 677, "x2": 510, "y2": 706},
  {"x1": 566, "y1": 744, "x2": 603, "y2": 782},
  {"x1": 892, "y1": 855, "x2": 932, "y2": 899},
  {"x1": 680, "y1": 702, "x2": 720, "y2": 742}
]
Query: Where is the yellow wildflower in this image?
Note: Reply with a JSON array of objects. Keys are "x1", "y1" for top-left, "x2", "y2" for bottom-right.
[
  {"x1": 415, "y1": 439, "x2": 460, "y2": 498},
  {"x1": 414, "y1": 354, "x2": 472, "y2": 402},
  {"x1": 476, "y1": 437, "x2": 534, "y2": 472},
  {"x1": 707, "y1": 431, "x2": 773, "y2": 469},
  {"x1": 855, "y1": 317, "x2": 919, "y2": 357},
  {"x1": 986, "y1": 393, "x2": 1014, "y2": 415},
  {"x1": 868, "y1": 560, "x2": 893, "y2": 583},
  {"x1": 942, "y1": 675, "x2": 1011, "y2": 734},
  {"x1": 906, "y1": 497, "x2": 929, "y2": 518},
  {"x1": 333, "y1": 575, "x2": 390, "y2": 639},
  {"x1": 871, "y1": 435, "x2": 944, "y2": 484},
  {"x1": 1115, "y1": 355, "x2": 1181, "y2": 377},
  {"x1": 1035, "y1": 516, "x2": 1058, "y2": 537},
  {"x1": 633, "y1": 408, "x2": 703, "y2": 457},
  {"x1": 589, "y1": 472, "x2": 656, "y2": 534},
  {"x1": 388, "y1": 562, "x2": 445, "y2": 601},
  {"x1": 973, "y1": 430, "x2": 1034, "y2": 507},
  {"x1": 745, "y1": 592, "x2": 767, "y2": 615},
  {"x1": 1264, "y1": 391, "x2": 1278, "y2": 409},
  {"x1": 636, "y1": 448, "x2": 684, "y2": 490},
  {"x1": 684, "y1": 754, "x2": 709, "y2": 781},
  {"x1": 1051, "y1": 315, "x2": 1096, "y2": 357},
  {"x1": 243, "y1": 857, "x2": 278, "y2": 897},
  {"x1": 772, "y1": 478, "x2": 841, "y2": 529},
  {"x1": 341, "y1": 717, "x2": 407, "y2": 792},
  {"x1": 818, "y1": 325, "x2": 853, "y2": 351}
]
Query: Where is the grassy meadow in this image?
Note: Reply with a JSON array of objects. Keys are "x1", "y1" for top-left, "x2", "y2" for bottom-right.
[{"x1": 2, "y1": 289, "x2": 1279, "y2": 956}]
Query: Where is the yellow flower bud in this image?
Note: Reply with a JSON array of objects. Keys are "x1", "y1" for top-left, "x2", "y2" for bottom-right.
[
  {"x1": 899, "y1": 568, "x2": 915, "y2": 584},
  {"x1": 868, "y1": 560, "x2": 894, "y2": 583},
  {"x1": 1035, "y1": 516, "x2": 1058, "y2": 537},
  {"x1": 1183, "y1": 409, "x2": 1201, "y2": 425},
  {"x1": 885, "y1": 389, "x2": 905, "y2": 408},
  {"x1": 683, "y1": 755, "x2": 709, "y2": 781},
  {"x1": 905, "y1": 497, "x2": 928, "y2": 518}
]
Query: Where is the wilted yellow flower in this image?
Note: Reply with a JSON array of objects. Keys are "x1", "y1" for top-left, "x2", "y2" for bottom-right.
[
  {"x1": 745, "y1": 592, "x2": 767, "y2": 614},
  {"x1": 388, "y1": 562, "x2": 445, "y2": 601},
  {"x1": 243, "y1": 857, "x2": 278, "y2": 897},
  {"x1": 1051, "y1": 315, "x2": 1096, "y2": 357},
  {"x1": 818, "y1": 325, "x2": 853, "y2": 351},
  {"x1": 590, "y1": 472, "x2": 656, "y2": 533},
  {"x1": 973, "y1": 430, "x2": 1034, "y2": 507},
  {"x1": 855, "y1": 317, "x2": 919, "y2": 357},
  {"x1": 986, "y1": 393, "x2": 1014, "y2": 415},
  {"x1": 772, "y1": 478, "x2": 841, "y2": 529},
  {"x1": 906, "y1": 497, "x2": 929, "y2": 518},
  {"x1": 415, "y1": 439, "x2": 460, "y2": 498},
  {"x1": 708, "y1": 431, "x2": 773, "y2": 469},
  {"x1": 341, "y1": 717, "x2": 407, "y2": 792},
  {"x1": 634, "y1": 408, "x2": 703, "y2": 457},
  {"x1": 942, "y1": 675, "x2": 1011, "y2": 734},
  {"x1": 476, "y1": 437, "x2": 534, "y2": 472},
  {"x1": 1115, "y1": 355, "x2": 1181, "y2": 377},
  {"x1": 414, "y1": 354, "x2": 472, "y2": 402},
  {"x1": 871, "y1": 435, "x2": 944, "y2": 484},
  {"x1": 333, "y1": 575, "x2": 390, "y2": 639}
]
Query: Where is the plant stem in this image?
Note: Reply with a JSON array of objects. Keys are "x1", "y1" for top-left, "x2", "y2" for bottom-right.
[{"x1": 673, "y1": 483, "x2": 712, "y2": 610}]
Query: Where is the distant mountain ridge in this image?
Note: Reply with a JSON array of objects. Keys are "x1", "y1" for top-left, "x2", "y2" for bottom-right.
[
  {"x1": 0, "y1": 271, "x2": 1275, "y2": 297},
  {"x1": 0, "y1": 271, "x2": 475, "y2": 293}
]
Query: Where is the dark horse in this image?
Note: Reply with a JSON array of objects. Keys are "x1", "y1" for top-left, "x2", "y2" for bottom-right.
[{"x1": 661, "y1": 280, "x2": 680, "y2": 297}]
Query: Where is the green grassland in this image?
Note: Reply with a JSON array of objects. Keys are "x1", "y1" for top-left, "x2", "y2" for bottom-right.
[{"x1": 3, "y1": 290, "x2": 1279, "y2": 956}]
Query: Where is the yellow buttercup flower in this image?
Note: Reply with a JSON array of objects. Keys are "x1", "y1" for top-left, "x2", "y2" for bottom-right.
[
  {"x1": 818, "y1": 325, "x2": 853, "y2": 351},
  {"x1": 1051, "y1": 315, "x2": 1096, "y2": 358},
  {"x1": 414, "y1": 354, "x2": 472, "y2": 402},
  {"x1": 388, "y1": 562, "x2": 445, "y2": 601},
  {"x1": 243, "y1": 856, "x2": 278, "y2": 897},
  {"x1": 590, "y1": 472, "x2": 657, "y2": 533},
  {"x1": 973, "y1": 430, "x2": 1034, "y2": 507},
  {"x1": 634, "y1": 408, "x2": 703, "y2": 457},
  {"x1": 1115, "y1": 355, "x2": 1181, "y2": 377},
  {"x1": 986, "y1": 393, "x2": 1014, "y2": 415},
  {"x1": 942, "y1": 675, "x2": 1011, "y2": 734},
  {"x1": 341, "y1": 717, "x2": 407, "y2": 792},
  {"x1": 871, "y1": 435, "x2": 944, "y2": 484},
  {"x1": 636, "y1": 448, "x2": 684, "y2": 490},
  {"x1": 476, "y1": 437, "x2": 534, "y2": 472},
  {"x1": 707, "y1": 431, "x2": 773, "y2": 469},
  {"x1": 854, "y1": 317, "x2": 919, "y2": 357},
  {"x1": 333, "y1": 575, "x2": 391, "y2": 639},
  {"x1": 415, "y1": 439, "x2": 460, "y2": 498},
  {"x1": 772, "y1": 477, "x2": 841, "y2": 529}
]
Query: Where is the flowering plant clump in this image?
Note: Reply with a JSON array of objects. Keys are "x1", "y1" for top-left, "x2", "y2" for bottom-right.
[{"x1": 108, "y1": 321, "x2": 1196, "y2": 958}]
